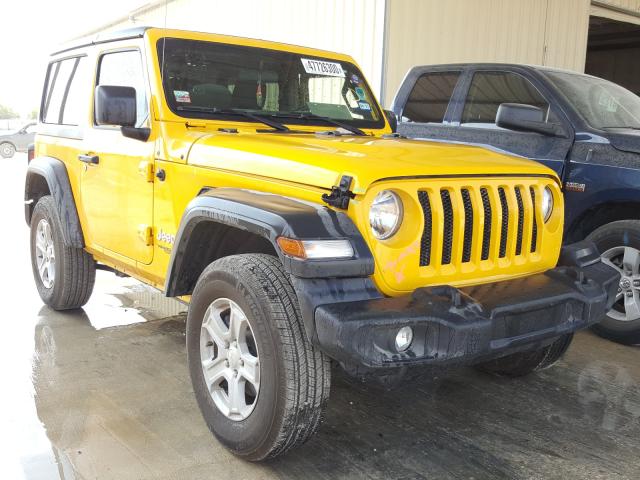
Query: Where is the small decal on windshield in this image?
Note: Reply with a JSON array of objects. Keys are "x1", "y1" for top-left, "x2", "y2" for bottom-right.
[
  {"x1": 358, "y1": 101, "x2": 371, "y2": 111},
  {"x1": 355, "y1": 87, "x2": 366, "y2": 100},
  {"x1": 350, "y1": 74, "x2": 361, "y2": 85},
  {"x1": 301, "y1": 58, "x2": 345, "y2": 77},
  {"x1": 174, "y1": 90, "x2": 191, "y2": 103}
]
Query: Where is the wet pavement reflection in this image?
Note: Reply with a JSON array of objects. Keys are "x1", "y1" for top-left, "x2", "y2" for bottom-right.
[{"x1": 2, "y1": 155, "x2": 639, "y2": 479}]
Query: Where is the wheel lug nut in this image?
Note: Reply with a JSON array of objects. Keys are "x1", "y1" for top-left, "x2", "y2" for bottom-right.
[
  {"x1": 233, "y1": 370, "x2": 238, "y2": 377},
  {"x1": 634, "y1": 280, "x2": 640, "y2": 287},
  {"x1": 626, "y1": 291, "x2": 633, "y2": 297},
  {"x1": 206, "y1": 341, "x2": 213, "y2": 347},
  {"x1": 239, "y1": 360, "x2": 244, "y2": 366},
  {"x1": 224, "y1": 360, "x2": 229, "y2": 367},
  {"x1": 224, "y1": 342, "x2": 229, "y2": 349}
]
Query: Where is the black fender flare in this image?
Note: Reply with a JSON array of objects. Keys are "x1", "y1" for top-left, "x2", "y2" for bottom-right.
[
  {"x1": 165, "y1": 188, "x2": 374, "y2": 296},
  {"x1": 25, "y1": 156, "x2": 84, "y2": 248}
]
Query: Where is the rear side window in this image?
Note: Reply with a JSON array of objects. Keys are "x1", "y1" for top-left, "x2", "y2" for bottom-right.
[
  {"x1": 462, "y1": 71, "x2": 550, "y2": 126},
  {"x1": 97, "y1": 50, "x2": 148, "y2": 127},
  {"x1": 402, "y1": 72, "x2": 460, "y2": 123},
  {"x1": 42, "y1": 59, "x2": 75, "y2": 124}
]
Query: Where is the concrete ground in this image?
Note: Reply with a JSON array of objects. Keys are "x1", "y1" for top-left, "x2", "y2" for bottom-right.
[{"x1": 1, "y1": 154, "x2": 639, "y2": 479}]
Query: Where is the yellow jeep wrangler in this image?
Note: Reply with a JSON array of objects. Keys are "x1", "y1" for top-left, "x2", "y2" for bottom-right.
[{"x1": 26, "y1": 27, "x2": 619, "y2": 460}]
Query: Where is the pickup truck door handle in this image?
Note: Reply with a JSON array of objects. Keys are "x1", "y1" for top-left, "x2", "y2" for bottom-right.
[{"x1": 78, "y1": 154, "x2": 99, "y2": 165}]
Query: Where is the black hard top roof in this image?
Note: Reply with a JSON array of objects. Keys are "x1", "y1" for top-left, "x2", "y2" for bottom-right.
[{"x1": 51, "y1": 26, "x2": 151, "y2": 56}]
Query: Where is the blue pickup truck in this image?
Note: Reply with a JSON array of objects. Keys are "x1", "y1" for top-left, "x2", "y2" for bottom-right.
[{"x1": 391, "y1": 64, "x2": 640, "y2": 345}]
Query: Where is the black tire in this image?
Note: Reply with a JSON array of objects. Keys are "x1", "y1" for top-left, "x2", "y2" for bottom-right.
[
  {"x1": 476, "y1": 334, "x2": 573, "y2": 377},
  {"x1": 587, "y1": 220, "x2": 640, "y2": 345},
  {"x1": 1, "y1": 142, "x2": 16, "y2": 158},
  {"x1": 186, "y1": 254, "x2": 331, "y2": 461},
  {"x1": 30, "y1": 195, "x2": 96, "y2": 310}
]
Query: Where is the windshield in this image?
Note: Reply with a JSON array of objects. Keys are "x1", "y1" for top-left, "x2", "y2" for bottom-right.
[
  {"x1": 157, "y1": 38, "x2": 384, "y2": 129},
  {"x1": 545, "y1": 71, "x2": 640, "y2": 130}
]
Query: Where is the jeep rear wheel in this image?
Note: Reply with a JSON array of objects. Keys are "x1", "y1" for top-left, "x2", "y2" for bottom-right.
[
  {"x1": 30, "y1": 196, "x2": 96, "y2": 310},
  {"x1": 186, "y1": 254, "x2": 331, "y2": 461},
  {"x1": 587, "y1": 220, "x2": 640, "y2": 345},
  {"x1": 475, "y1": 334, "x2": 574, "y2": 377}
]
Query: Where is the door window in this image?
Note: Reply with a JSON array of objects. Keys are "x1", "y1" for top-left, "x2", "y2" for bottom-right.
[
  {"x1": 97, "y1": 50, "x2": 148, "y2": 127},
  {"x1": 402, "y1": 72, "x2": 461, "y2": 123},
  {"x1": 462, "y1": 71, "x2": 551, "y2": 127}
]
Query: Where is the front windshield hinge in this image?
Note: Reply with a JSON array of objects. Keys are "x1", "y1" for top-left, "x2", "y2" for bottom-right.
[{"x1": 322, "y1": 175, "x2": 355, "y2": 210}]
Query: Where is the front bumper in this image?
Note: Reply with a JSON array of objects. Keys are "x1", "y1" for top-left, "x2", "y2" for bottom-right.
[{"x1": 314, "y1": 242, "x2": 620, "y2": 369}]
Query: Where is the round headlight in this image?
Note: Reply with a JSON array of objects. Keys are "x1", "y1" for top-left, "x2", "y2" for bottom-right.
[
  {"x1": 369, "y1": 190, "x2": 403, "y2": 239},
  {"x1": 542, "y1": 186, "x2": 554, "y2": 222}
]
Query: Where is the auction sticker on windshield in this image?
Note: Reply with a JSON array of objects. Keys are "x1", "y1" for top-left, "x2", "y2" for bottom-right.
[{"x1": 301, "y1": 58, "x2": 345, "y2": 77}]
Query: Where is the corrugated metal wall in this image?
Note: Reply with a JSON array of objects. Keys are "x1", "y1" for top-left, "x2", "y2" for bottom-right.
[
  {"x1": 382, "y1": 0, "x2": 593, "y2": 105},
  {"x1": 591, "y1": 0, "x2": 640, "y2": 25},
  {"x1": 103, "y1": 0, "x2": 386, "y2": 96}
]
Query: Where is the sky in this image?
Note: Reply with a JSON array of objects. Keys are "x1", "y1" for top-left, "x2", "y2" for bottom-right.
[{"x1": 1, "y1": 0, "x2": 149, "y2": 117}]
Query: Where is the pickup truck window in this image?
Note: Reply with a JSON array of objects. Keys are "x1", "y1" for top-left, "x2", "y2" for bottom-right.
[
  {"x1": 97, "y1": 50, "x2": 148, "y2": 127},
  {"x1": 462, "y1": 71, "x2": 550, "y2": 127},
  {"x1": 545, "y1": 71, "x2": 640, "y2": 131},
  {"x1": 402, "y1": 72, "x2": 460, "y2": 123},
  {"x1": 157, "y1": 38, "x2": 384, "y2": 129}
]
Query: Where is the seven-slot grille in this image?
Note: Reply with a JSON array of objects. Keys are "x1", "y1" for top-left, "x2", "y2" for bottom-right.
[{"x1": 418, "y1": 184, "x2": 540, "y2": 267}]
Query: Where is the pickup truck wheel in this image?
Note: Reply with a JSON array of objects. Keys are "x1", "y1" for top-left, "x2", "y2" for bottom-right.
[
  {"x1": 1, "y1": 142, "x2": 16, "y2": 158},
  {"x1": 587, "y1": 220, "x2": 640, "y2": 345},
  {"x1": 186, "y1": 254, "x2": 331, "y2": 461},
  {"x1": 30, "y1": 196, "x2": 96, "y2": 310},
  {"x1": 475, "y1": 334, "x2": 573, "y2": 377}
]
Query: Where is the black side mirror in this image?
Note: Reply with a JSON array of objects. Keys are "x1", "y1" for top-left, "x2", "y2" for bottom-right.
[
  {"x1": 384, "y1": 109, "x2": 398, "y2": 133},
  {"x1": 95, "y1": 85, "x2": 137, "y2": 127},
  {"x1": 496, "y1": 103, "x2": 560, "y2": 136}
]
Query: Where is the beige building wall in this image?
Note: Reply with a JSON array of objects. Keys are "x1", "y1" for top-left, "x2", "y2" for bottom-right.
[
  {"x1": 382, "y1": 0, "x2": 593, "y2": 105},
  {"x1": 90, "y1": 0, "x2": 387, "y2": 97},
  {"x1": 591, "y1": 0, "x2": 640, "y2": 25}
]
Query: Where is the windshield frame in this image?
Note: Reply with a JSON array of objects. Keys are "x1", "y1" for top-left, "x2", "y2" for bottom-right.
[
  {"x1": 155, "y1": 37, "x2": 386, "y2": 130},
  {"x1": 543, "y1": 70, "x2": 640, "y2": 131}
]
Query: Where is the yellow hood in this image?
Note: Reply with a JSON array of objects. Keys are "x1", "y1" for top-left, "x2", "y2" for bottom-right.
[{"x1": 187, "y1": 132, "x2": 558, "y2": 194}]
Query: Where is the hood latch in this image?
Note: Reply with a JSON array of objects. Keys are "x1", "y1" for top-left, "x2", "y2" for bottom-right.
[{"x1": 322, "y1": 175, "x2": 355, "y2": 209}]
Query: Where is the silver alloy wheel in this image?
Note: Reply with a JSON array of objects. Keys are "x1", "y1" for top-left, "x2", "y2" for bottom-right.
[
  {"x1": 601, "y1": 246, "x2": 640, "y2": 322},
  {"x1": 200, "y1": 298, "x2": 260, "y2": 421},
  {"x1": 1, "y1": 143, "x2": 14, "y2": 158},
  {"x1": 35, "y1": 218, "x2": 56, "y2": 289}
]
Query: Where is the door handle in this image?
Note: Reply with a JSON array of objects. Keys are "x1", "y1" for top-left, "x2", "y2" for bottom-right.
[{"x1": 78, "y1": 154, "x2": 99, "y2": 165}]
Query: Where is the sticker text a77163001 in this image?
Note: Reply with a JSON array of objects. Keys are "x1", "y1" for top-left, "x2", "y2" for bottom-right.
[{"x1": 301, "y1": 58, "x2": 345, "y2": 77}]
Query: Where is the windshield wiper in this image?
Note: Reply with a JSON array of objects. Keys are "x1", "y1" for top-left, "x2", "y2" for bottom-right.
[
  {"x1": 601, "y1": 126, "x2": 640, "y2": 131},
  {"x1": 267, "y1": 112, "x2": 367, "y2": 136},
  {"x1": 176, "y1": 106, "x2": 290, "y2": 132}
]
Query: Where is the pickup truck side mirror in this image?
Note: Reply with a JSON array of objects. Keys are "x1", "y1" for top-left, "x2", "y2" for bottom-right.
[
  {"x1": 496, "y1": 103, "x2": 560, "y2": 137},
  {"x1": 95, "y1": 85, "x2": 137, "y2": 127},
  {"x1": 384, "y1": 109, "x2": 398, "y2": 133}
]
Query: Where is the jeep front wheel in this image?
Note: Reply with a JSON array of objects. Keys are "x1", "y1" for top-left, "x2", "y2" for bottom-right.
[
  {"x1": 30, "y1": 195, "x2": 96, "y2": 310},
  {"x1": 475, "y1": 334, "x2": 574, "y2": 377},
  {"x1": 186, "y1": 254, "x2": 331, "y2": 461}
]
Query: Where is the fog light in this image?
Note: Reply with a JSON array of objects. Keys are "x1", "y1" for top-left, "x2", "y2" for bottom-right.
[{"x1": 395, "y1": 326, "x2": 413, "y2": 352}]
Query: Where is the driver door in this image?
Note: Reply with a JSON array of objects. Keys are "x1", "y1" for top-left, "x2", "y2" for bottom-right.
[{"x1": 80, "y1": 48, "x2": 154, "y2": 264}]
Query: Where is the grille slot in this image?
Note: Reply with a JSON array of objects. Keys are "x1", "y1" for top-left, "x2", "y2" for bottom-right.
[
  {"x1": 515, "y1": 187, "x2": 525, "y2": 256},
  {"x1": 498, "y1": 187, "x2": 509, "y2": 258},
  {"x1": 530, "y1": 187, "x2": 538, "y2": 252},
  {"x1": 441, "y1": 190, "x2": 454, "y2": 265},
  {"x1": 461, "y1": 189, "x2": 473, "y2": 263},
  {"x1": 418, "y1": 191, "x2": 432, "y2": 266},
  {"x1": 480, "y1": 188, "x2": 492, "y2": 261}
]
